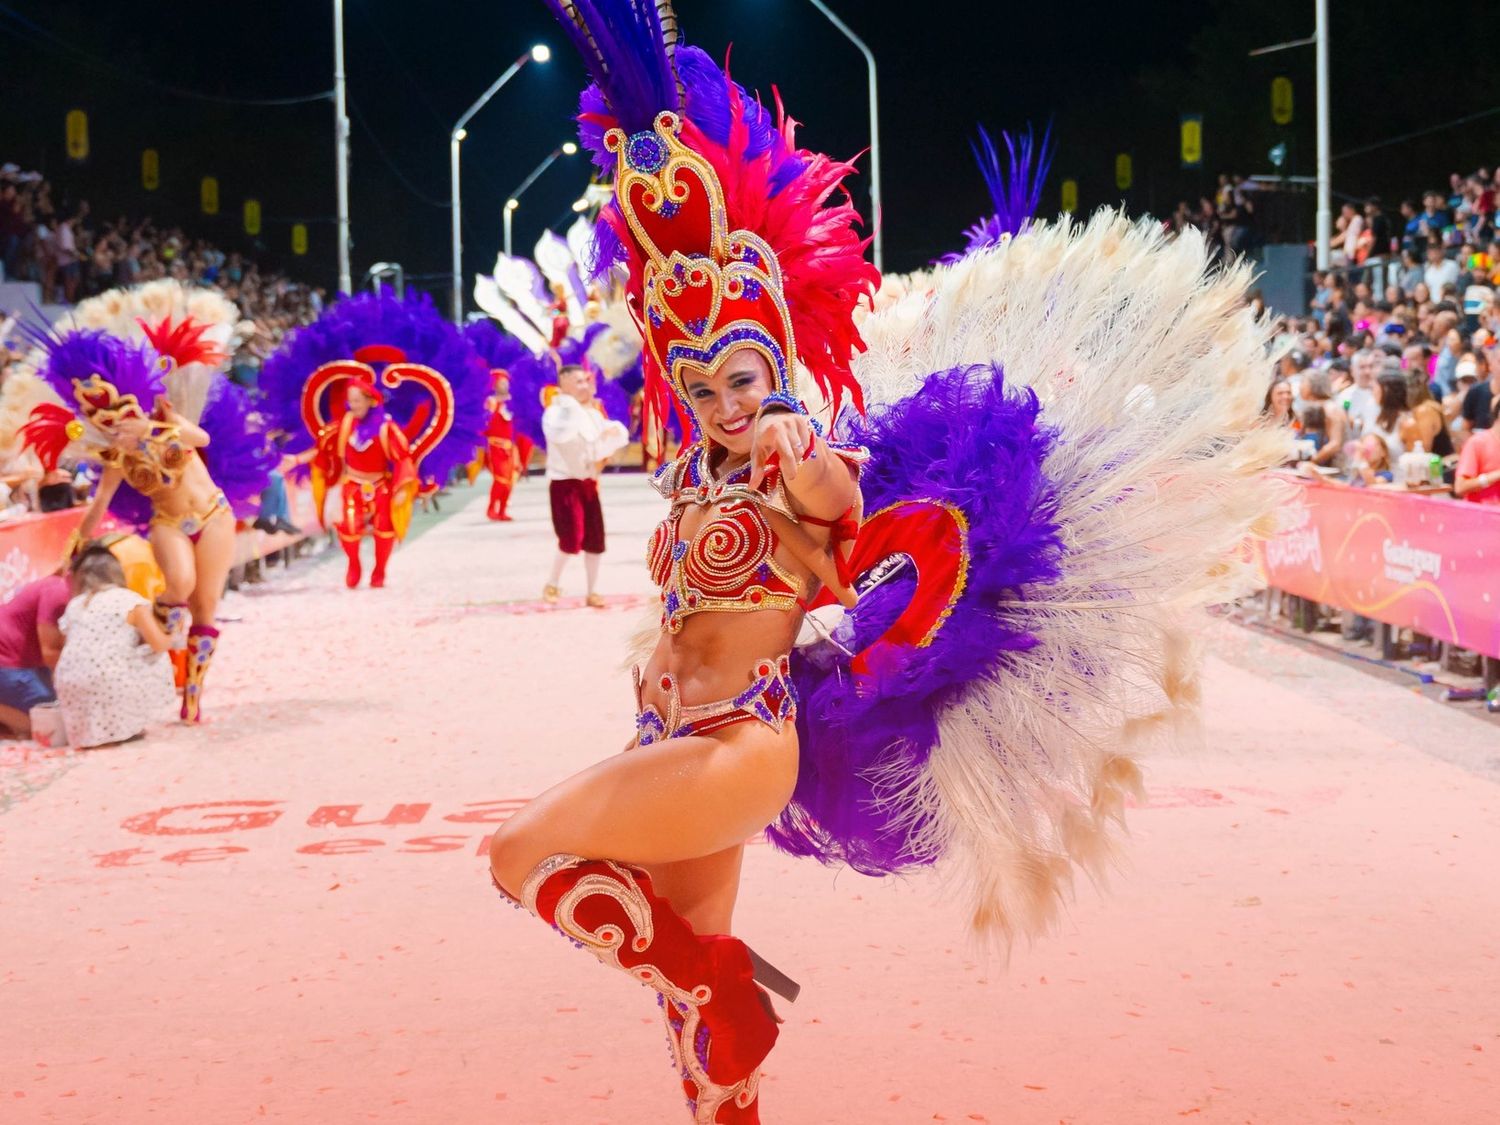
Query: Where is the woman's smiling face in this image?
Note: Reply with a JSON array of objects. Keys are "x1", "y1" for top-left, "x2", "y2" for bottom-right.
[{"x1": 682, "y1": 348, "x2": 775, "y2": 456}]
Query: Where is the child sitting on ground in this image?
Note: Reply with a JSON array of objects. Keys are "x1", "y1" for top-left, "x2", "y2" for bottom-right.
[{"x1": 55, "y1": 545, "x2": 176, "y2": 748}]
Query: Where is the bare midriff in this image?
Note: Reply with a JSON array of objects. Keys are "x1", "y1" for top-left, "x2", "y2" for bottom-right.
[
  {"x1": 142, "y1": 454, "x2": 224, "y2": 523},
  {"x1": 640, "y1": 497, "x2": 830, "y2": 718}
]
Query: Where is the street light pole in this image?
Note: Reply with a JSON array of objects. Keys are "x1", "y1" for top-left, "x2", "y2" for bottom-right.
[
  {"x1": 1314, "y1": 0, "x2": 1331, "y2": 271},
  {"x1": 501, "y1": 143, "x2": 579, "y2": 258},
  {"x1": 450, "y1": 45, "x2": 551, "y2": 323},
  {"x1": 1249, "y1": 4, "x2": 1331, "y2": 270},
  {"x1": 333, "y1": 0, "x2": 352, "y2": 295},
  {"x1": 802, "y1": 0, "x2": 882, "y2": 271}
]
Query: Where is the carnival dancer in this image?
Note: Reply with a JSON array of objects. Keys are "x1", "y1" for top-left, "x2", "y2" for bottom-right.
[
  {"x1": 260, "y1": 291, "x2": 488, "y2": 587},
  {"x1": 490, "y1": 5, "x2": 1287, "y2": 1122},
  {"x1": 17, "y1": 315, "x2": 274, "y2": 724},
  {"x1": 293, "y1": 366, "x2": 417, "y2": 588},
  {"x1": 482, "y1": 370, "x2": 522, "y2": 521},
  {"x1": 540, "y1": 362, "x2": 628, "y2": 605}
]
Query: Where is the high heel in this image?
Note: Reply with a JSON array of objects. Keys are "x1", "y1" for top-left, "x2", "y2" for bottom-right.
[
  {"x1": 515, "y1": 855, "x2": 779, "y2": 1088},
  {"x1": 746, "y1": 946, "x2": 800, "y2": 1005}
]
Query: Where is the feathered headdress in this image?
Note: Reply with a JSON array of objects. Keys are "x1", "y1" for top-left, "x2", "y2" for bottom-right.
[
  {"x1": 544, "y1": 1, "x2": 879, "y2": 438},
  {"x1": 944, "y1": 125, "x2": 1055, "y2": 262}
]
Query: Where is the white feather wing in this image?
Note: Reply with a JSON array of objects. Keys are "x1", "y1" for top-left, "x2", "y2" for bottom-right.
[{"x1": 852, "y1": 213, "x2": 1290, "y2": 944}]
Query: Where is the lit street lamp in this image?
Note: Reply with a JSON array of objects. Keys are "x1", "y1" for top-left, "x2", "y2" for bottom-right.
[
  {"x1": 502, "y1": 143, "x2": 580, "y2": 257},
  {"x1": 450, "y1": 44, "x2": 550, "y2": 322}
]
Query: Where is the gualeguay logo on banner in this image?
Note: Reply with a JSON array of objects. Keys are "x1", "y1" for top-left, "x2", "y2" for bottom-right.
[{"x1": 1264, "y1": 500, "x2": 1323, "y2": 575}]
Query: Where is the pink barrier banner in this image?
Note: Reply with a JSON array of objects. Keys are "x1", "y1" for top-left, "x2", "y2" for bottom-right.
[
  {"x1": 1259, "y1": 472, "x2": 1500, "y2": 659},
  {"x1": 0, "y1": 508, "x2": 91, "y2": 603}
]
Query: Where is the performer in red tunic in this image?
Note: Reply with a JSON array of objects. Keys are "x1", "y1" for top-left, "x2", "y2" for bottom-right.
[
  {"x1": 287, "y1": 343, "x2": 456, "y2": 589},
  {"x1": 482, "y1": 369, "x2": 532, "y2": 521}
]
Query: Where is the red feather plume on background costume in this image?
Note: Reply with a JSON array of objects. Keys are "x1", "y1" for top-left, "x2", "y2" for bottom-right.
[
  {"x1": 138, "y1": 315, "x2": 228, "y2": 370},
  {"x1": 20, "y1": 403, "x2": 83, "y2": 473}
]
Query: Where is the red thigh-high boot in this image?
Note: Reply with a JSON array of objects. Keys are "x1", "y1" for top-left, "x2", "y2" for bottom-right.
[
  {"x1": 339, "y1": 482, "x2": 369, "y2": 588},
  {"x1": 509, "y1": 856, "x2": 776, "y2": 1116},
  {"x1": 339, "y1": 535, "x2": 362, "y2": 588},
  {"x1": 659, "y1": 993, "x2": 764, "y2": 1123},
  {"x1": 181, "y1": 624, "x2": 219, "y2": 723},
  {"x1": 487, "y1": 444, "x2": 514, "y2": 520},
  {"x1": 370, "y1": 533, "x2": 394, "y2": 588},
  {"x1": 488, "y1": 475, "x2": 513, "y2": 521}
]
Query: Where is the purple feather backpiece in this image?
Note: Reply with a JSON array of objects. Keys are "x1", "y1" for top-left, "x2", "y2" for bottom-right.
[
  {"x1": 943, "y1": 125, "x2": 1055, "y2": 262},
  {"x1": 198, "y1": 380, "x2": 277, "y2": 519},
  {"x1": 767, "y1": 364, "x2": 1063, "y2": 874}
]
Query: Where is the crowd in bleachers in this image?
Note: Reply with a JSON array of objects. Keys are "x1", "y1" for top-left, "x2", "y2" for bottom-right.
[{"x1": 0, "y1": 160, "x2": 324, "y2": 390}]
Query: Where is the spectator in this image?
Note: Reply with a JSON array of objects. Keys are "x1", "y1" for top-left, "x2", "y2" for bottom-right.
[
  {"x1": 1263, "y1": 378, "x2": 1295, "y2": 427},
  {"x1": 1432, "y1": 319, "x2": 1465, "y2": 393},
  {"x1": 1298, "y1": 368, "x2": 1348, "y2": 468},
  {"x1": 1361, "y1": 197, "x2": 1391, "y2": 262},
  {"x1": 1459, "y1": 347, "x2": 1499, "y2": 434},
  {"x1": 1299, "y1": 402, "x2": 1329, "y2": 456},
  {"x1": 1400, "y1": 366, "x2": 1453, "y2": 456},
  {"x1": 0, "y1": 571, "x2": 69, "y2": 738},
  {"x1": 1342, "y1": 349, "x2": 1382, "y2": 436},
  {"x1": 1424, "y1": 240, "x2": 1460, "y2": 297},
  {"x1": 1331, "y1": 202, "x2": 1364, "y2": 267},
  {"x1": 1369, "y1": 370, "x2": 1409, "y2": 464},
  {"x1": 1348, "y1": 433, "x2": 1395, "y2": 486},
  {"x1": 1417, "y1": 190, "x2": 1450, "y2": 240},
  {"x1": 1454, "y1": 420, "x2": 1500, "y2": 503},
  {"x1": 54, "y1": 546, "x2": 175, "y2": 749},
  {"x1": 1445, "y1": 361, "x2": 1478, "y2": 424},
  {"x1": 1397, "y1": 248, "x2": 1424, "y2": 295}
]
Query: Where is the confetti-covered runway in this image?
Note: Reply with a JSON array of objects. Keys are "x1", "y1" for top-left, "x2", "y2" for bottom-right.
[{"x1": 2, "y1": 476, "x2": 1496, "y2": 1124}]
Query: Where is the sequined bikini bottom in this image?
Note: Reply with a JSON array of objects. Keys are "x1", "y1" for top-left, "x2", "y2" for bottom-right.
[
  {"x1": 150, "y1": 490, "x2": 230, "y2": 544},
  {"x1": 633, "y1": 654, "x2": 797, "y2": 747}
]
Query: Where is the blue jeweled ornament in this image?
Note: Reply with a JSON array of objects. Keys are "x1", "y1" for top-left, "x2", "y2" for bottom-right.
[{"x1": 625, "y1": 130, "x2": 668, "y2": 174}]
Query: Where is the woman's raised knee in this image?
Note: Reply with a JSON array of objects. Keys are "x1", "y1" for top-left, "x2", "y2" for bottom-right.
[{"x1": 488, "y1": 821, "x2": 535, "y2": 899}]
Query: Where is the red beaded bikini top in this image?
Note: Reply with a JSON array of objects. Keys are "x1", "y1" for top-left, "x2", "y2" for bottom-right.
[{"x1": 647, "y1": 440, "x2": 866, "y2": 634}]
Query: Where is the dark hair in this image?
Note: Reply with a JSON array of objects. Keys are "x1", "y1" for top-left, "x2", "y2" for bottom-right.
[
  {"x1": 1301, "y1": 403, "x2": 1327, "y2": 432},
  {"x1": 1375, "y1": 371, "x2": 1409, "y2": 432},
  {"x1": 69, "y1": 544, "x2": 125, "y2": 597}
]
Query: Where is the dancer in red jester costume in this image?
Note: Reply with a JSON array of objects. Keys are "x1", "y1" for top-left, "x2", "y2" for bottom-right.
[{"x1": 260, "y1": 291, "x2": 488, "y2": 589}]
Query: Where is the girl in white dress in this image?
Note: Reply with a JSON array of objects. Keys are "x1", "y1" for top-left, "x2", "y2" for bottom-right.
[{"x1": 55, "y1": 546, "x2": 176, "y2": 748}]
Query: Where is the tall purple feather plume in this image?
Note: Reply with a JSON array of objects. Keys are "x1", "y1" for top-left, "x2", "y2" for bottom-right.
[
  {"x1": 942, "y1": 124, "x2": 1055, "y2": 263},
  {"x1": 25, "y1": 326, "x2": 165, "y2": 411},
  {"x1": 197, "y1": 380, "x2": 277, "y2": 518},
  {"x1": 766, "y1": 365, "x2": 1064, "y2": 874},
  {"x1": 543, "y1": 0, "x2": 677, "y2": 138},
  {"x1": 259, "y1": 290, "x2": 489, "y2": 488}
]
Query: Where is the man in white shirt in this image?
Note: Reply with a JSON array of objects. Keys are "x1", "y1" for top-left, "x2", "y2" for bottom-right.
[
  {"x1": 1423, "y1": 241, "x2": 1460, "y2": 299},
  {"x1": 541, "y1": 363, "x2": 629, "y2": 607},
  {"x1": 1341, "y1": 348, "x2": 1382, "y2": 437}
]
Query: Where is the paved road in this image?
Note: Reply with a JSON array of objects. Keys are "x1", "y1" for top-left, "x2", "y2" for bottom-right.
[{"x1": 2, "y1": 474, "x2": 1496, "y2": 1124}]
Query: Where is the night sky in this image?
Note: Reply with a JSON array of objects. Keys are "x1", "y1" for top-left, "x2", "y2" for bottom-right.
[{"x1": 5, "y1": 0, "x2": 1499, "y2": 299}]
